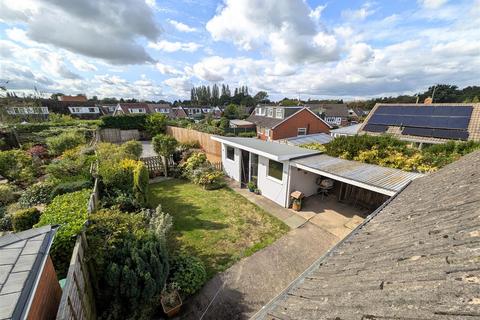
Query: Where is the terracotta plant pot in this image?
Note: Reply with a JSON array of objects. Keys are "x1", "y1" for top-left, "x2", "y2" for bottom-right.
[
  {"x1": 161, "y1": 291, "x2": 182, "y2": 318},
  {"x1": 292, "y1": 200, "x2": 302, "y2": 211}
]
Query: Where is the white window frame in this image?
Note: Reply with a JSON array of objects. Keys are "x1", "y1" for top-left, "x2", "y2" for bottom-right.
[
  {"x1": 297, "y1": 128, "x2": 307, "y2": 136},
  {"x1": 267, "y1": 108, "x2": 273, "y2": 117},
  {"x1": 129, "y1": 108, "x2": 146, "y2": 113},
  {"x1": 265, "y1": 128, "x2": 270, "y2": 138},
  {"x1": 267, "y1": 159, "x2": 283, "y2": 183},
  {"x1": 226, "y1": 146, "x2": 235, "y2": 161},
  {"x1": 275, "y1": 108, "x2": 283, "y2": 119}
]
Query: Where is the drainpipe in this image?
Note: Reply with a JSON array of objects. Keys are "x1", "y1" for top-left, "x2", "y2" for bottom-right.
[{"x1": 285, "y1": 163, "x2": 292, "y2": 208}]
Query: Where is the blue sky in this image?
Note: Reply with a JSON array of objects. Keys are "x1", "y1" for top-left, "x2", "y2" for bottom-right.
[{"x1": 0, "y1": 0, "x2": 479, "y2": 101}]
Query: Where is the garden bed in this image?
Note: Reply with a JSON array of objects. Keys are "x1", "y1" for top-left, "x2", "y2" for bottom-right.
[{"x1": 148, "y1": 179, "x2": 288, "y2": 278}]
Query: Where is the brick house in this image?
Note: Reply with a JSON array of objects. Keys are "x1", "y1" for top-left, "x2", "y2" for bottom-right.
[{"x1": 246, "y1": 105, "x2": 332, "y2": 141}]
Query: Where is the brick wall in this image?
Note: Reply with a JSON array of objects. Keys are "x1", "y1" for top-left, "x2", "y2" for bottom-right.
[
  {"x1": 27, "y1": 257, "x2": 62, "y2": 320},
  {"x1": 271, "y1": 109, "x2": 330, "y2": 140}
]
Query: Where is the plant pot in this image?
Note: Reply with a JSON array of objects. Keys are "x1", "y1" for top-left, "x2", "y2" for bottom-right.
[
  {"x1": 161, "y1": 291, "x2": 182, "y2": 318},
  {"x1": 292, "y1": 201, "x2": 302, "y2": 211},
  {"x1": 248, "y1": 187, "x2": 255, "y2": 192}
]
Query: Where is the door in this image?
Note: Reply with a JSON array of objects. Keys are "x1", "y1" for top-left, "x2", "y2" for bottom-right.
[
  {"x1": 250, "y1": 153, "x2": 258, "y2": 185},
  {"x1": 240, "y1": 150, "x2": 250, "y2": 187}
]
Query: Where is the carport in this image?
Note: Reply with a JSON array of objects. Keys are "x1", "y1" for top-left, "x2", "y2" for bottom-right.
[{"x1": 288, "y1": 154, "x2": 423, "y2": 211}]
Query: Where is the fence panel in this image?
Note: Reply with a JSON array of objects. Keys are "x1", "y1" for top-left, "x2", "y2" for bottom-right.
[
  {"x1": 166, "y1": 126, "x2": 222, "y2": 162},
  {"x1": 56, "y1": 231, "x2": 96, "y2": 320},
  {"x1": 99, "y1": 128, "x2": 140, "y2": 143},
  {"x1": 87, "y1": 179, "x2": 100, "y2": 214}
]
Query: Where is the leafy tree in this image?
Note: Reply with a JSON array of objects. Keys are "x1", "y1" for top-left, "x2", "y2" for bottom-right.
[
  {"x1": 223, "y1": 103, "x2": 239, "y2": 119},
  {"x1": 253, "y1": 91, "x2": 269, "y2": 104},
  {"x1": 145, "y1": 113, "x2": 168, "y2": 136},
  {"x1": 152, "y1": 134, "x2": 178, "y2": 177}
]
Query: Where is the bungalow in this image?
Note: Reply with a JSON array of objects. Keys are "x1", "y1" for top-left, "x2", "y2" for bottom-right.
[
  {"x1": 306, "y1": 103, "x2": 350, "y2": 127},
  {"x1": 113, "y1": 103, "x2": 149, "y2": 115},
  {"x1": 212, "y1": 136, "x2": 422, "y2": 209},
  {"x1": 147, "y1": 103, "x2": 171, "y2": 115},
  {"x1": 0, "y1": 225, "x2": 61, "y2": 320},
  {"x1": 246, "y1": 105, "x2": 331, "y2": 141}
]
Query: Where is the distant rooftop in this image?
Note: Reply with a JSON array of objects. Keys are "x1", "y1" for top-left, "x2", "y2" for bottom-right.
[
  {"x1": 278, "y1": 133, "x2": 333, "y2": 146},
  {"x1": 330, "y1": 123, "x2": 362, "y2": 135},
  {"x1": 0, "y1": 226, "x2": 57, "y2": 320},
  {"x1": 211, "y1": 136, "x2": 320, "y2": 161}
]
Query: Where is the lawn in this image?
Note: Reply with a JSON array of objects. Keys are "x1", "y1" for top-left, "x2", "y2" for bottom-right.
[{"x1": 148, "y1": 179, "x2": 289, "y2": 278}]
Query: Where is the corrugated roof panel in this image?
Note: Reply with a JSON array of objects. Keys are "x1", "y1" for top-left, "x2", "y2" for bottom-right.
[
  {"x1": 292, "y1": 154, "x2": 423, "y2": 194},
  {"x1": 282, "y1": 133, "x2": 333, "y2": 146}
]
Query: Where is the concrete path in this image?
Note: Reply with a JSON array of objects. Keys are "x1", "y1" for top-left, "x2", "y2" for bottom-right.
[
  {"x1": 140, "y1": 140, "x2": 156, "y2": 158},
  {"x1": 180, "y1": 222, "x2": 339, "y2": 320}
]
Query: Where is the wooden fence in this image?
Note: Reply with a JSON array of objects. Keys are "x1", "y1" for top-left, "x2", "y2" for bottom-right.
[
  {"x1": 166, "y1": 126, "x2": 222, "y2": 162},
  {"x1": 87, "y1": 179, "x2": 100, "y2": 214},
  {"x1": 98, "y1": 128, "x2": 140, "y2": 143},
  {"x1": 56, "y1": 231, "x2": 96, "y2": 320},
  {"x1": 141, "y1": 156, "x2": 165, "y2": 177}
]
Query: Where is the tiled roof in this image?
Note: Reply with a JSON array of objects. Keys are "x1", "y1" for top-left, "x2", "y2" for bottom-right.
[
  {"x1": 306, "y1": 104, "x2": 350, "y2": 118},
  {"x1": 0, "y1": 226, "x2": 57, "y2": 320},
  {"x1": 117, "y1": 103, "x2": 150, "y2": 114},
  {"x1": 254, "y1": 150, "x2": 480, "y2": 319},
  {"x1": 245, "y1": 114, "x2": 284, "y2": 129}
]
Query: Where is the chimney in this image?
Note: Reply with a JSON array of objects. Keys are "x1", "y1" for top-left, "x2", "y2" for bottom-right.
[{"x1": 424, "y1": 97, "x2": 433, "y2": 104}]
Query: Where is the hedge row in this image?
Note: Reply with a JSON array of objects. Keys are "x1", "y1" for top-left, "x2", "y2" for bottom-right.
[{"x1": 100, "y1": 114, "x2": 147, "y2": 130}]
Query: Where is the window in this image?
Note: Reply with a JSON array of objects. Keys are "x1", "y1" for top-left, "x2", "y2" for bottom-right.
[
  {"x1": 265, "y1": 128, "x2": 270, "y2": 138},
  {"x1": 129, "y1": 108, "x2": 145, "y2": 113},
  {"x1": 255, "y1": 108, "x2": 261, "y2": 115},
  {"x1": 267, "y1": 108, "x2": 273, "y2": 117},
  {"x1": 297, "y1": 128, "x2": 307, "y2": 136},
  {"x1": 226, "y1": 146, "x2": 235, "y2": 161},
  {"x1": 268, "y1": 160, "x2": 283, "y2": 181},
  {"x1": 275, "y1": 108, "x2": 283, "y2": 119}
]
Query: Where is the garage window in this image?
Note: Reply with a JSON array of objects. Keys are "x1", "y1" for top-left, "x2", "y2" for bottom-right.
[
  {"x1": 297, "y1": 128, "x2": 307, "y2": 136},
  {"x1": 268, "y1": 160, "x2": 283, "y2": 181},
  {"x1": 226, "y1": 146, "x2": 235, "y2": 161}
]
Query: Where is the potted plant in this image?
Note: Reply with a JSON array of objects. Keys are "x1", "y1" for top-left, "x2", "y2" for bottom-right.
[
  {"x1": 247, "y1": 181, "x2": 256, "y2": 192},
  {"x1": 292, "y1": 198, "x2": 302, "y2": 211},
  {"x1": 161, "y1": 283, "x2": 182, "y2": 318},
  {"x1": 254, "y1": 188, "x2": 261, "y2": 195}
]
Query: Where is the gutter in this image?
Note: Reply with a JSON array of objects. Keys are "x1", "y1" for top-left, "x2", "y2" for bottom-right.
[{"x1": 250, "y1": 180, "x2": 413, "y2": 319}]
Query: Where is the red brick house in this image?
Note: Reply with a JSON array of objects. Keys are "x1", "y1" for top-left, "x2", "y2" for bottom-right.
[{"x1": 246, "y1": 105, "x2": 332, "y2": 141}]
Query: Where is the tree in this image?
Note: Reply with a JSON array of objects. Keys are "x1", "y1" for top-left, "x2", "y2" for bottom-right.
[
  {"x1": 152, "y1": 134, "x2": 178, "y2": 177},
  {"x1": 253, "y1": 91, "x2": 268, "y2": 104},
  {"x1": 145, "y1": 113, "x2": 168, "y2": 136},
  {"x1": 223, "y1": 103, "x2": 239, "y2": 119}
]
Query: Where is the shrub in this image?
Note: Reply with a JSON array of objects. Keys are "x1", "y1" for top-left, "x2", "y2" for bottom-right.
[
  {"x1": 102, "y1": 190, "x2": 141, "y2": 212},
  {"x1": 238, "y1": 131, "x2": 256, "y2": 138},
  {"x1": 169, "y1": 253, "x2": 207, "y2": 296},
  {"x1": 0, "y1": 184, "x2": 16, "y2": 205},
  {"x1": 152, "y1": 134, "x2": 178, "y2": 177},
  {"x1": 12, "y1": 208, "x2": 41, "y2": 231},
  {"x1": 300, "y1": 142, "x2": 327, "y2": 152},
  {"x1": 0, "y1": 213, "x2": 12, "y2": 231},
  {"x1": 145, "y1": 113, "x2": 168, "y2": 136},
  {"x1": 0, "y1": 149, "x2": 36, "y2": 184},
  {"x1": 181, "y1": 152, "x2": 208, "y2": 176},
  {"x1": 46, "y1": 153, "x2": 94, "y2": 181},
  {"x1": 121, "y1": 140, "x2": 143, "y2": 160},
  {"x1": 36, "y1": 189, "x2": 90, "y2": 277},
  {"x1": 27, "y1": 145, "x2": 48, "y2": 158},
  {"x1": 46, "y1": 130, "x2": 86, "y2": 156},
  {"x1": 100, "y1": 114, "x2": 147, "y2": 130},
  {"x1": 194, "y1": 169, "x2": 225, "y2": 190},
  {"x1": 87, "y1": 209, "x2": 168, "y2": 320},
  {"x1": 133, "y1": 161, "x2": 149, "y2": 206},
  {"x1": 50, "y1": 180, "x2": 93, "y2": 199},
  {"x1": 18, "y1": 182, "x2": 54, "y2": 207}
]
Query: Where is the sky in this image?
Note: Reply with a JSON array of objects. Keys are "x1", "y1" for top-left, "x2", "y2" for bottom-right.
[{"x1": 0, "y1": 0, "x2": 479, "y2": 102}]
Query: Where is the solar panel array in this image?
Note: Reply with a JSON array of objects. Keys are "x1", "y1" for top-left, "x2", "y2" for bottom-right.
[{"x1": 364, "y1": 105, "x2": 473, "y2": 140}]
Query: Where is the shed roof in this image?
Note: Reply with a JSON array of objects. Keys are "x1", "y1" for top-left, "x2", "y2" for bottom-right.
[
  {"x1": 211, "y1": 136, "x2": 320, "y2": 161},
  {"x1": 0, "y1": 226, "x2": 57, "y2": 320},
  {"x1": 330, "y1": 123, "x2": 362, "y2": 135},
  {"x1": 229, "y1": 119, "x2": 254, "y2": 126},
  {"x1": 254, "y1": 151, "x2": 480, "y2": 319},
  {"x1": 280, "y1": 133, "x2": 333, "y2": 146},
  {"x1": 291, "y1": 154, "x2": 423, "y2": 196},
  {"x1": 306, "y1": 103, "x2": 350, "y2": 118}
]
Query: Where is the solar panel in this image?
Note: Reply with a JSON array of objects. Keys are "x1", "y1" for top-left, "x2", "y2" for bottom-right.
[
  {"x1": 432, "y1": 129, "x2": 469, "y2": 140},
  {"x1": 364, "y1": 124, "x2": 388, "y2": 132},
  {"x1": 368, "y1": 105, "x2": 473, "y2": 131},
  {"x1": 402, "y1": 127, "x2": 433, "y2": 137}
]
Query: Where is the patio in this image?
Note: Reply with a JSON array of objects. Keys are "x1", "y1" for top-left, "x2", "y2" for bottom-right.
[{"x1": 294, "y1": 194, "x2": 369, "y2": 238}]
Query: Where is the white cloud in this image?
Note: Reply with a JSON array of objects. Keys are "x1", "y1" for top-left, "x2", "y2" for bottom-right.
[
  {"x1": 418, "y1": 0, "x2": 448, "y2": 9},
  {"x1": 206, "y1": 0, "x2": 339, "y2": 63},
  {"x1": 155, "y1": 62, "x2": 183, "y2": 75},
  {"x1": 71, "y1": 58, "x2": 98, "y2": 72},
  {"x1": 342, "y1": 3, "x2": 376, "y2": 20},
  {"x1": 310, "y1": 5, "x2": 327, "y2": 21},
  {"x1": 0, "y1": 0, "x2": 161, "y2": 64},
  {"x1": 163, "y1": 76, "x2": 192, "y2": 96},
  {"x1": 168, "y1": 19, "x2": 197, "y2": 32},
  {"x1": 148, "y1": 40, "x2": 201, "y2": 52}
]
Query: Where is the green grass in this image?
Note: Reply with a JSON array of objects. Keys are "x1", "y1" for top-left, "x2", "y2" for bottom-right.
[{"x1": 149, "y1": 179, "x2": 289, "y2": 278}]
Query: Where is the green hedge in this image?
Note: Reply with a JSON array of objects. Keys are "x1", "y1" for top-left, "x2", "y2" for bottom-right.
[
  {"x1": 12, "y1": 208, "x2": 41, "y2": 231},
  {"x1": 100, "y1": 114, "x2": 147, "y2": 130},
  {"x1": 35, "y1": 189, "x2": 90, "y2": 278}
]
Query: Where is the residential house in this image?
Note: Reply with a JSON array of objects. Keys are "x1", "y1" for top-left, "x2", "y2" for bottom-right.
[
  {"x1": 330, "y1": 123, "x2": 362, "y2": 138},
  {"x1": 348, "y1": 106, "x2": 369, "y2": 120},
  {"x1": 100, "y1": 104, "x2": 117, "y2": 116},
  {"x1": 359, "y1": 103, "x2": 480, "y2": 145},
  {"x1": 57, "y1": 95, "x2": 87, "y2": 102},
  {"x1": 5, "y1": 105, "x2": 50, "y2": 120},
  {"x1": 253, "y1": 150, "x2": 480, "y2": 319},
  {"x1": 246, "y1": 105, "x2": 331, "y2": 141},
  {"x1": 0, "y1": 225, "x2": 62, "y2": 320},
  {"x1": 147, "y1": 103, "x2": 171, "y2": 115},
  {"x1": 212, "y1": 136, "x2": 422, "y2": 209},
  {"x1": 113, "y1": 103, "x2": 149, "y2": 116},
  {"x1": 169, "y1": 106, "x2": 188, "y2": 119},
  {"x1": 306, "y1": 103, "x2": 350, "y2": 127}
]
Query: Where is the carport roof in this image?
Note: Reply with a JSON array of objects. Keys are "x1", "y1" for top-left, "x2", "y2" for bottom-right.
[
  {"x1": 211, "y1": 136, "x2": 320, "y2": 161},
  {"x1": 291, "y1": 154, "x2": 423, "y2": 196}
]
